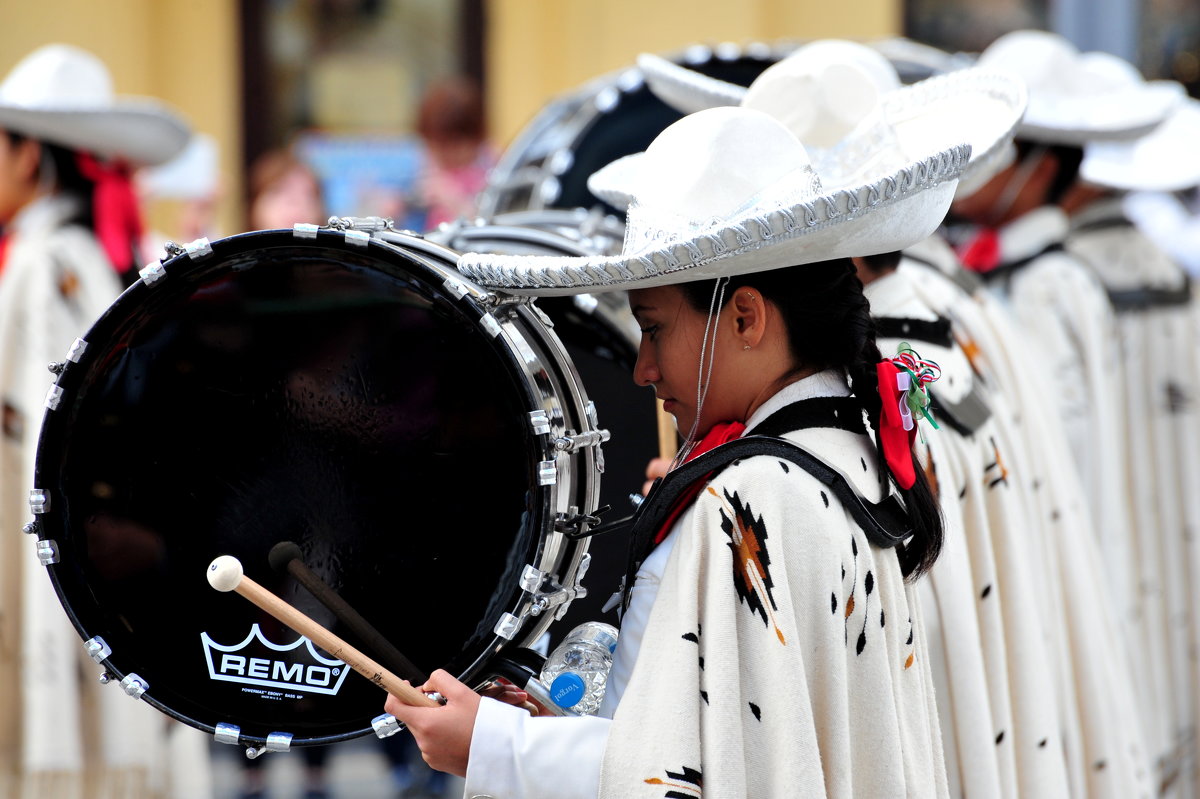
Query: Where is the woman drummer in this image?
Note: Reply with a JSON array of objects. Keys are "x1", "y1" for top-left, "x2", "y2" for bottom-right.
[
  {"x1": 0, "y1": 44, "x2": 191, "y2": 795},
  {"x1": 385, "y1": 106, "x2": 967, "y2": 798}
]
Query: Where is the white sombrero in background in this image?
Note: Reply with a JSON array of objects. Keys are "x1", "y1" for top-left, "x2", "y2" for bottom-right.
[
  {"x1": 456, "y1": 106, "x2": 969, "y2": 296},
  {"x1": 0, "y1": 44, "x2": 190, "y2": 166},
  {"x1": 1080, "y1": 97, "x2": 1200, "y2": 192},
  {"x1": 593, "y1": 40, "x2": 1024, "y2": 205},
  {"x1": 977, "y1": 30, "x2": 1183, "y2": 146}
]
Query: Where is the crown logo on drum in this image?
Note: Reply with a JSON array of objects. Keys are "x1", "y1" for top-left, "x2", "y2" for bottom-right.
[{"x1": 201, "y1": 624, "x2": 352, "y2": 697}]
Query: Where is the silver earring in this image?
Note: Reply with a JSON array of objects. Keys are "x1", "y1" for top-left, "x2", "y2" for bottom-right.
[{"x1": 743, "y1": 345, "x2": 751, "y2": 351}]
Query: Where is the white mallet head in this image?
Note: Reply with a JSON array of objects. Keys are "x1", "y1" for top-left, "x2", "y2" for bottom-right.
[{"x1": 207, "y1": 555, "x2": 244, "y2": 592}]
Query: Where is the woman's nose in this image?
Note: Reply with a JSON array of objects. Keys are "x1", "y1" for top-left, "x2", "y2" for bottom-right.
[{"x1": 633, "y1": 341, "x2": 660, "y2": 387}]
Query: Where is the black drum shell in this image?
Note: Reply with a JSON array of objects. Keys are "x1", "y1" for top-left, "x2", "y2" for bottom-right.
[{"x1": 31, "y1": 229, "x2": 593, "y2": 746}]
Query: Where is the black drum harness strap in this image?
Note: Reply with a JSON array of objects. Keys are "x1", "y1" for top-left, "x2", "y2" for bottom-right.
[{"x1": 576, "y1": 397, "x2": 915, "y2": 613}]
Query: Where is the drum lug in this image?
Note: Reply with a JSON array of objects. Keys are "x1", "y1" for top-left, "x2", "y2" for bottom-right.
[
  {"x1": 443, "y1": 276, "x2": 471, "y2": 300},
  {"x1": 182, "y1": 237, "x2": 214, "y2": 259},
  {"x1": 214, "y1": 723, "x2": 241, "y2": 746},
  {"x1": 66, "y1": 337, "x2": 88, "y2": 363},
  {"x1": 293, "y1": 222, "x2": 319, "y2": 239},
  {"x1": 85, "y1": 636, "x2": 112, "y2": 663},
  {"x1": 494, "y1": 612, "x2": 521, "y2": 640},
  {"x1": 529, "y1": 410, "x2": 551, "y2": 436},
  {"x1": 22, "y1": 520, "x2": 38, "y2": 535},
  {"x1": 372, "y1": 713, "x2": 404, "y2": 738},
  {"x1": 44, "y1": 385, "x2": 64, "y2": 411},
  {"x1": 98, "y1": 670, "x2": 115, "y2": 685},
  {"x1": 120, "y1": 673, "x2": 149, "y2": 699},
  {"x1": 139, "y1": 260, "x2": 167, "y2": 286},
  {"x1": 47, "y1": 361, "x2": 65, "y2": 375},
  {"x1": 481, "y1": 313, "x2": 504, "y2": 338},
  {"x1": 35, "y1": 540, "x2": 59, "y2": 566},
  {"x1": 28, "y1": 488, "x2": 50, "y2": 514},
  {"x1": 265, "y1": 732, "x2": 293, "y2": 753}
]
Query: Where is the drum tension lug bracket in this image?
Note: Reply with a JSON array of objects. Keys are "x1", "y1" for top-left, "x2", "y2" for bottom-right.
[{"x1": 520, "y1": 559, "x2": 591, "y2": 619}]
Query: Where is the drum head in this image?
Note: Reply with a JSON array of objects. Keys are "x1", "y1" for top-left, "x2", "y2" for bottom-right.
[{"x1": 33, "y1": 230, "x2": 560, "y2": 744}]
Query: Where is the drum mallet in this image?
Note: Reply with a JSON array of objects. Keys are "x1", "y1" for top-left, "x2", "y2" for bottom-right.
[
  {"x1": 268, "y1": 541, "x2": 427, "y2": 684},
  {"x1": 206, "y1": 555, "x2": 438, "y2": 708}
]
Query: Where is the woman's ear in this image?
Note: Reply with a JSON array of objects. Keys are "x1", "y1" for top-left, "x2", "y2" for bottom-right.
[
  {"x1": 730, "y1": 287, "x2": 767, "y2": 349},
  {"x1": 15, "y1": 138, "x2": 42, "y2": 185}
]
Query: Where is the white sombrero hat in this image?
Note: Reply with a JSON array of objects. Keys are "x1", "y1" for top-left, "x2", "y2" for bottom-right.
[
  {"x1": 594, "y1": 41, "x2": 1024, "y2": 205},
  {"x1": 0, "y1": 44, "x2": 189, "y2": 166},
  {"x1": 977, "y1": 30, "x2": 1183, "y2": 146},
  {"x1": 1080, "y1": 97, "x2": 1200, "y2": 192},
  {"x1": 456, "y1": 106, "x2": 969, "y2": 296}
]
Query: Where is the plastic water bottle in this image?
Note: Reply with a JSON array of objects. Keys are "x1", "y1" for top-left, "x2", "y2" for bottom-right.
[{"x1": 538, "y1": 621, "x2": 619, "y2": 715}]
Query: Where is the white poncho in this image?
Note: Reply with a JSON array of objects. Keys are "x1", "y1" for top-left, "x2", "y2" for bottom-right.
[{"x1": 599, "y1": 376, "x2": 948, "y2": 798}]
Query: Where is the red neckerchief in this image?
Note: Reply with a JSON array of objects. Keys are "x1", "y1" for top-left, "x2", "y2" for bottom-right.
[
  {"x1": 75, "y1": 153, "x2": 143, "y2": 274},
  {"x1": 0, "y1": 233, "x2": 11, "y2": 280},
  {"x1": 653, "y1": 420, "x2": 747, "y2": 544},
  {"x1": 956, "y1": 227, "x2": 1001, "y2": 273}
]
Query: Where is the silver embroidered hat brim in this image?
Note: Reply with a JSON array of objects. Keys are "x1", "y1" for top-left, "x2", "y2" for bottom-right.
[
  {"x1": 457, "y1": 143, "x2": 969, "y2": 296},
  {"x1": 879, "y1": 68, "x2": 1026, "y2": 196}
]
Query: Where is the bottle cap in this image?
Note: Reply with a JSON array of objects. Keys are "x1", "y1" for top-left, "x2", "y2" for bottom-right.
[{"x1": 549, "y1": 672, "x2": 586, "y2": 708}]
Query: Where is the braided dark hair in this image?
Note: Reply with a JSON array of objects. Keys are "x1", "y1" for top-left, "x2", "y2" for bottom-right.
[{"x1": 678, "y1": 258, "x2": 944, "y2": 579}]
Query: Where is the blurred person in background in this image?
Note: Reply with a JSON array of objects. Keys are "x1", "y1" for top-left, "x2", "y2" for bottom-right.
[
  {"x1": 414, "y1": 77, "x2": 494, "y2": 230},
  {"x1": 0, "y1": 43, "x2": 212, "y2": 798},
  {"x1": 247, "y1": 146, "x2": 325, "y2": 230},
  {"x1": 139, "y1": 131, "x2": 224, "y2": 253}
]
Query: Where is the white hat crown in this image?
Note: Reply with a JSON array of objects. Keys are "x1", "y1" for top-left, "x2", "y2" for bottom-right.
[
  {"x1": 978, "y1": 29, "x2": 1182, "y2": 144},
  {"x1": 0, "y1": 45, "x2": 114, "y2": 111},
  {"x1": 625, "y1": 107, "x2": 822, "y2": 252},
  {"x1": 635, "y1": 107, "x2": 817, "y2": 220}
]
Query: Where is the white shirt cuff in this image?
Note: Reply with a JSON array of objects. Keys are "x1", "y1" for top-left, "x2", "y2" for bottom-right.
[{"x1": 463, "y1": 696, "x2": 610, "y2": 799}]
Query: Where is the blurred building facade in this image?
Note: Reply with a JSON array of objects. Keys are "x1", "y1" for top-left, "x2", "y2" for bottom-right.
[{"x1": 0, "y1": 0, "x2": 900, "y2": 238}]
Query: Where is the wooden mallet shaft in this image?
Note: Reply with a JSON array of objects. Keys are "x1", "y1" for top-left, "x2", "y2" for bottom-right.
[
  {"x1": 656, "y1": 398, "x2": 678, "y2": 460},
  {"x1": 206, "y1": 555, "x2": 437, "y2": 708},
  {"x1": 268, "y1": 541, "x2": 427, "y2": 684}
]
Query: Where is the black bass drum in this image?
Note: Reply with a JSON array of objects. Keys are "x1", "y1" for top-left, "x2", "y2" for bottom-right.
[
  {"x1": 27, "y1": 223, "x2": 607, "y2": 749},
  {"x1": 428, "y1": 211, "x2": 658, "y2": 637},
  {"x1": 478, "y1": 42, "x2": 789, "y2": 217}
]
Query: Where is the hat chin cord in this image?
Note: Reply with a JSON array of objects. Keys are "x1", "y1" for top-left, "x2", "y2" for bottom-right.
[
  {"x1": 672, "y1": 276, "x2": 730, "y2": 469},
  {"x1": 988, "y1": 144, "x2": 1048, "y2": 227}
]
